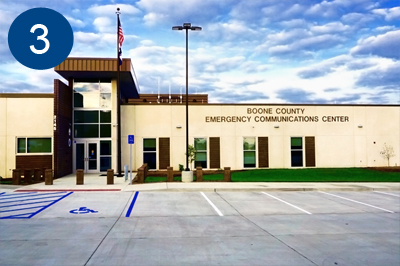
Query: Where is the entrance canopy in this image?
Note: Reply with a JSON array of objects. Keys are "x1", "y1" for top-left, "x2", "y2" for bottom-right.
[{"x1": 55, "y1": 57, "x2": 140, "y2": 99}]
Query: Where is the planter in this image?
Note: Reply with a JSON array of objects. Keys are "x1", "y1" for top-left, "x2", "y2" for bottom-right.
[{"x1": 181, "y1": 170, "x2": 194, "y2": 182}]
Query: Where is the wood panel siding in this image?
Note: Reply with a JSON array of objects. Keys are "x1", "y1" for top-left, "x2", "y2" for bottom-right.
[
  {"x1": 127, "y1": 94, "x2": 208, "y2": 105},
  {"x1": 16, "y1": 155, "x2": 52, "y2": 170},
  {"x1": 258, "y1": 137, "x2": 269, "y2": 168},
  {"x1": 305, "y1": 136, "x2": 316, "y2": 167},
  {"x1": 209, "y1": 137, "x2": 221, "y2": 169},
  {"x1": 55, "y1": 57, "x2": 131, "y2": 72},
  {"x1": 53, "y1": 79, "x2": 73, "y2": 178},
  {"x1": 159, "y1": 138, "x2": 170, "y2": 169}
]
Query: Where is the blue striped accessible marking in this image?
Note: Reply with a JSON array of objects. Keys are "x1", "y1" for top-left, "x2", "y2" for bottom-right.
[
  {"x1": 0, "y1": 192, "x2": 5, "y2": 196},
  {"x1": 125, "y1": 191, "x2": 139, "y2": 218},
  {"x1": 0, "y1": 191, "x2": 73, "y2": 219}
]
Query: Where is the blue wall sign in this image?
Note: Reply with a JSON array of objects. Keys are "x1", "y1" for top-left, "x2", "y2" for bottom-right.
[{"x1": 128, "y1": 135, "x2": 134, "y2": 144}]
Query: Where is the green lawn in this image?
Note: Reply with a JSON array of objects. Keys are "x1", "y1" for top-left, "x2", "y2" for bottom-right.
[{"x1": 145, "y1": 168, "x2": 399, "y2": 183}]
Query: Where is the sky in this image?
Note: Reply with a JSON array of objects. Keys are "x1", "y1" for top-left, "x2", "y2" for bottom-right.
[{"x1": 0, "y1": 0, "x2": 399, "y2": 104}]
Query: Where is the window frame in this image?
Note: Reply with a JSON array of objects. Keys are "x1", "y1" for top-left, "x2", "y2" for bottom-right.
[
  {"x1": 290, "y1": 136, "x2": 304, "y2": 167},
  {"x1": 194, "y1": 137, "x2": 208, "y2": 169},
  {"x1": 143, "y1": 138, "x2": 157, "y2": 170},
  {"x1": 16, "y1": 137, "x2": 53, "y2": 155},
  {"x1": 243, "y1": 137, "x2": 256, "y2": 168}
]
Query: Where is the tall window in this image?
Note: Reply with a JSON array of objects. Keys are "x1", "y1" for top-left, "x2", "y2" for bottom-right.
[
  {"x1": 73, "y1": 82, "x2": 112, "y2": 109},
  {"x1": 73, "y1": 81, "x2": 112, "y2": 139},
  {"x1": 143, "y1": 138, "x2": 156, "y2": 170},
  {"x1": 100, "y1": 141, "x2": 112, "y2": 171},
  {"x1": 73, "y1": 110, "x2": 111, "y2": 138},
  {"x1": 243, "y1": 137, "x2": 256, "y2": 168},
  {"x1": 291, "y1": 137, "x2": 303, "y2": 167},
  {"x1": 194, "y1": 138, "x2": 207, "y2": 168},
  {"x1": 17, "y1": 138, "x2": 52, "y2": 154}
]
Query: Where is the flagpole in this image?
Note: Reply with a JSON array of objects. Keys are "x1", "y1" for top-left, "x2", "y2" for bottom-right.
[{"x1": 116, "y1": 7, "x2": 122, "y2": 177}]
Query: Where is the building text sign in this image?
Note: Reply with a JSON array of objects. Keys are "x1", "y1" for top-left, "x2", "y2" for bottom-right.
[{"x1": 205, "y1": 108, "x2": 350, "y2": 123}]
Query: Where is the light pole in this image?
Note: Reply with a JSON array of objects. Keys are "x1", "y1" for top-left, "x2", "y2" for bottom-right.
[{"x1": 172, "y1": 23, "x2": 202, "y2": 172}]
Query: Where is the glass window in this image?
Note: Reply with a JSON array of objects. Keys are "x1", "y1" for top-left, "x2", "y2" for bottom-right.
[
  {"x1": 73, "y1": 82, "x2": 100, "y2": 108},
  {"x1": 74, "y1": 111, "x2": 99, "y2": 123},
  {"x1": 100, "y1": 82, "x2": 112, "y2": 93},
  {"x1": 100, "y1": 93, "x2": 111, "y2": 109},
  {"x1": 100, "y1": 141, "x2": 112, "y2": 155},
  {"x1": 243, "y1": 137, "x2": 256, "y2": 151},
  {"x1": 100, "y1": 124, "x2": 111, "y2": 138},
  {"x1": 100, "y1": 157, "x2": 112, "y2": 171},
  {"x1": 100, "y1": 110, "x2": 111, "y2": 123},
  {"x1": 17, "y1": 138, "x2": 26, "y2": 153},
  {"x1": 143, "y1": 138, "x2": 157, "y2": 169},
  {"x1": 27, "y1": 138, "x2": 51, "y2": 153},
  {"x1": 74, "y1": 93, "x2": 83, "y2": 107},
  {"x1": 74, "y1": 124, "x2": 99, "y2": 138},
  {"x1": 144, "y1": 139, "x2": 156, "y2": 151},
  {"x1": 194, "y1": 138, "x2": 207, "y2": 168},
  {"x1": 291, "y1": 137, "x2": 302, "y2": 149},
  {"x1": 74, "y1": 82, "x2": 99, "y2": 93},
  {"x1": 291, "y1": 137, "x2": 303, "y2": 167},
  {"x1": 243, "y1": 137, "x2": 256, "y2": 168}
]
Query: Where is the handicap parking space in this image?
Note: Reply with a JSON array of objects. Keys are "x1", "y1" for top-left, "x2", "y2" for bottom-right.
[
  {"x1": 0, "y1": 192, "x2": 73, "y2": 219},
  {"x1": 34, "y1": 192, "x2": 133, "y2": 219}
]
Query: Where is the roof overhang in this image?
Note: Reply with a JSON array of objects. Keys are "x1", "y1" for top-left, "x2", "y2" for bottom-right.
[{"x1": 55, "y1": 57, "x2": 140, "y2": 99}]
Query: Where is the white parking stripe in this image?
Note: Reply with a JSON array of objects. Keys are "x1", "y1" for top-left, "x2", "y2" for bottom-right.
[
  {"x1": 200, "y1": 192, "x2": 223, "y2": 216},
  {"x1": 373, "y1": 191, "x2": 400, "y2": 198},
  {"x1": 319, "y1": 191, "x2": 394, "y2": 213},
  {"x1": 261, "y1": 192, "x2": 312, "y2": 215}
]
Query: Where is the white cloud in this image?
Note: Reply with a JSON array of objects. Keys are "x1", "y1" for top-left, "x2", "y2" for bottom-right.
[
  {"x1": 372, "y1": 7, "x2": 400, "y2": 21},
  {"x1": 311, "y1": 22, "x2": 351, "y2": 34},
  {"x1": 88, "y1": 4, "x2": 141, "y2": 16},
  {"x1": 351, "y1": 30, "x2": 400, "y2": 59},
  {"x1": 65, "y1": 15, "x2": 85, "y2": 27},
  {"x1": 93, "y1": 17, "x2": 113, "y2": 33}
]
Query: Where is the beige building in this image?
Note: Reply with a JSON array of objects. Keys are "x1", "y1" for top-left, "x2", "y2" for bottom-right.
[{"x1": 0, "y1": 57, "x2": 399, "y2": 178}]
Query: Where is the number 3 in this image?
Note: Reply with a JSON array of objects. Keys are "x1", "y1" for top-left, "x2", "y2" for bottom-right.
[{"x1": 30, "y1": 24, "x2": 50, "y2": 54}]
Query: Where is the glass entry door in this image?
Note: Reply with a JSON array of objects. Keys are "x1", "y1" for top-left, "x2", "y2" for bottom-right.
[{"x1": 74, "y1": 140, "x2": 99, "y2": 173}]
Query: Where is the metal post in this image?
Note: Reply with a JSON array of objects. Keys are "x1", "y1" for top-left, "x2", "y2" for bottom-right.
[
  {"x1": 116, "y1": 8, "x2": 122, "y2": 177},
  {"x1": 185, "y1": 27, "x2": 189, "y2": 171},
  {"x1": 130, "y1": 143, "x2": 132, "y2": 185}
]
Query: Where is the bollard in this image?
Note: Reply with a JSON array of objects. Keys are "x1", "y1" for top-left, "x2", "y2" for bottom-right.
[
  {"x1": 12, "y1": 169, "x2": 21, "y2": 185},
  {"x1": 34, "y1": 168, "x2": 41, "y2": 183},
  {"x1": 137, "y1": 167, "x2": 144, "y2": 183},
  {"x1": 124, "y1": 165, "x2": 128, "y2": 181},
  {"x1": 45, "y1": 169, "x2": 53, "y2": 185},
  {"x1": 76, "y1": 169, "x2": 84, "y2": 185},
  {"x1": 196, "y1": 167, "x2": 203, "y2": 182},
  {"x1": 24, "y1": 169, "x2": 32, "y2": 184},
  {"x1": 42, "y1": 167, "x2": 46, "y2": 181},
  {"x1": 107, "y1": 169, "x2": 114, "y2": 185},
  {"x1": 224, "y1": 167, "x2": 231, "y2": 182},
  {"x1": 167, "y1": 167, "x2": 174, "y2": 182}
]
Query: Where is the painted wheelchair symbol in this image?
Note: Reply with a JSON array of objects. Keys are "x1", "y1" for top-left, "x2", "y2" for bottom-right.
[{"x1": 69, "y1": 207, "x2": 98, "y2": 214}]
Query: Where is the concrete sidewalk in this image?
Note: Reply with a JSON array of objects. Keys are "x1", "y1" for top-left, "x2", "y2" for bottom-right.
[{"x1": 1, "y1": 173, "x2": 398, "y2": 192}]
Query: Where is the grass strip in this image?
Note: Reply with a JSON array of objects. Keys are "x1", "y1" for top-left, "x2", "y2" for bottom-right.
[
  {"x1": 230, "y1": 168, "x2": 399, "y2": 182},
  {"x1": 145, "y1": 168, "x2": 399, "y2": 183}
]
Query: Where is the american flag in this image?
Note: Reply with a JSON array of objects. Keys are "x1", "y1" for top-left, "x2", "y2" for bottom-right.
[{"x1": 118, "y1": 17, "x2": 124, "y2": 65}]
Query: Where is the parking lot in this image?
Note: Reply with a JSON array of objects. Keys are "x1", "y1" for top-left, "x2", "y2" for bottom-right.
[{"x1": 1, "y1": 190, "x2": 399, "y2": 265}]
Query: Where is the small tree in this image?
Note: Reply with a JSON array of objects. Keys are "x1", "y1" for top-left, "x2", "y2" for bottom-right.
[
  {"x1": 185, "y1": 144, "x2": 197, "y2": 170},
  {"x1": 380, "y1": 143, "x2": 395, "y2": 166}
]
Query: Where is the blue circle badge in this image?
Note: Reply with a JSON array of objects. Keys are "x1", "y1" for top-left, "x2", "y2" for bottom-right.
[{"x1": 8, "y1": 8, "x2": 74, "y2": 70}]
